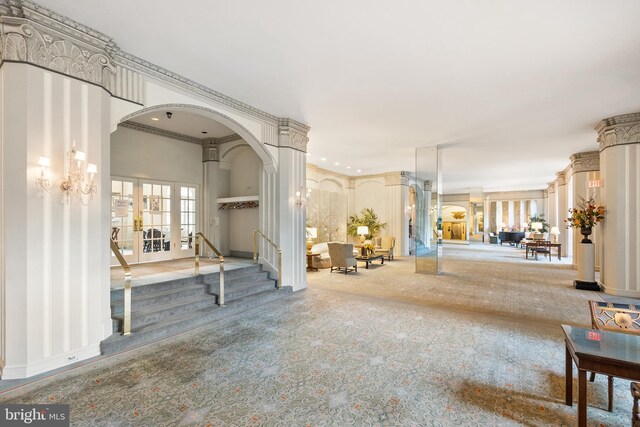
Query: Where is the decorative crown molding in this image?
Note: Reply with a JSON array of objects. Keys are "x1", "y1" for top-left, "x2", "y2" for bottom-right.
[
  {"x1": 0, "y1": 0, "x2": 312, "y2": 136},
  {"x1": 277, "y1": 118, "x2": 310, "y2": 152},
  {"x1": 595, "y1": 112, "x2": 640, "y2": 152},
  {"x1": 569, "y1": 151, "x2": 600, "y2": 174},
  {"x1": 556, "y1": 171, "x2": 566, "y2": 186},
  {"x1": 120, "y1": 121, "x2": 202, "y2": 144}
]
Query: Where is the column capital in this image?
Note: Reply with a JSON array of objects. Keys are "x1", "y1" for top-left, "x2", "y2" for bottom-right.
[
  {"x1": 548, "y1": 183, "x2": 556, "y2": 194},
  {"x1": 595, "y1": 112, "x2": 640, "y2": 152},
  {"x1": 202, "y1": 139, "x2": 219, "y2": 162},
  {"x1": 556, "y1": 171, "x2": 566, "y2": 186},
  {"x1": 569, "y1": 151, "x2": 600, "y2": 174},
  {"x1": 278, "y1": 118, "x2": 310, "y2": 152}
]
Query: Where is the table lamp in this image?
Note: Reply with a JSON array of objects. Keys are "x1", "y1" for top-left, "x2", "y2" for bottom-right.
[
  {"x1": 306, "y1": 227, "x2": 317, "y2": 251},
  {"x1": 550, "y1": 226, "x2": 560, "y2": 243},
  {"x1": 357, "y1": 226, "x2": 369, "y2": 244}
]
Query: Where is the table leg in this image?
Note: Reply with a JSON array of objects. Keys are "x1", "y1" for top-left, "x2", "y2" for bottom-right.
[
  {"x1": 565, "y1": 345, "x2": 573, "y2": 406},
  {"x1": 578, "y1": 369, "x2": 587, "y2": 427},
  {"x1": 558, "y1": 245, "x2": 562, "y2": 260},
  {"x1": 365, "y1": 261, "x2": 369, "y2": 269}
]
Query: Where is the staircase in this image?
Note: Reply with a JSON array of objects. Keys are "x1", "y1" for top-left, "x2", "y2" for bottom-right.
[{"x1": 101, "y1": 264, "x2": 291, "y2": 354}]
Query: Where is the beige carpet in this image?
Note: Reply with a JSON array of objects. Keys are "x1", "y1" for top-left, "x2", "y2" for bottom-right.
[{"x1": 1, "y1": 243, "x2": 634, "y2": 426}]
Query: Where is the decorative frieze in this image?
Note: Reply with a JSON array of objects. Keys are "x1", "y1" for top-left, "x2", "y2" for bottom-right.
[
  {"x1": 1, "y1": 21, "x2": 116, "y2": 91},
  {"x1": 120, "y1": 121, "x2": 201, "y2": 144},
  {"x1": 556, "y1": 171, "x2": 566, "y2": 186},
  {"x1": 596, "y1": 112, "x2": 640, "y2": 152},
  {"x1": 569, "y1": 151, "x2": 600, "y2": 174},
  {"x1": 384, "y1": 172, "x2": 409, "y2": 186},
  {"x1": 277, "y1": 119, "x2": 310, "y2": 152},
  {"x1": 202, "y1": 140, "x2": 219, "y2": 162}
]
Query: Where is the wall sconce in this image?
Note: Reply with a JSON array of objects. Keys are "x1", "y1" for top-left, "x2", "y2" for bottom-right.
[
  {"x1": 36, "y1": 142, "x2": 98, "y2": 205},
  {"x1": 295, "y1": 186, "x2": 311, "y2": 209}
]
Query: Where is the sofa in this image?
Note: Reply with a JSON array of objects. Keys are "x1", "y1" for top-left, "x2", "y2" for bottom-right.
[
  {"x1": 310, "y1": 242, "x2": 332, "y2": 269},
  {"x1": 373, "y1": 236, "x2": 396, "y2": 261}
]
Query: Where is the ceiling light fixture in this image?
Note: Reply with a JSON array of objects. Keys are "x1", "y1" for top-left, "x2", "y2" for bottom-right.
[
  {"x1": 334, "y1": 162, "x2": 340, "y2": 166},
  {"x1": 357, "y1": 169, "x2": 362, "y2": 173},
  {"x1": 151, "y1": 117, "x2": 159, "y2": 121},
  {"x1": 320, "y1": 157, "x2": 326, "y2": 161},
  {"x1": 346, "y1": 166, "x2": 351, "y2": 169}
]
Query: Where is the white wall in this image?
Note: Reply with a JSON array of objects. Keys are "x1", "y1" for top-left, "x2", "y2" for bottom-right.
[
  {"x1": 110, "y1": 127, "x2": 202, "y2": 185},
  {"x1": 0, "y1": 63, "x2": 112, "y2": 379},
  {"x1": 226, "y1": 146, "x2": 260, "y2": 255}
]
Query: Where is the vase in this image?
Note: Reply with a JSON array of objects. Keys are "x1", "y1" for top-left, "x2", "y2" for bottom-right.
[{"x1": 580, "y1": 227, "x2": 592, "y2": 244}]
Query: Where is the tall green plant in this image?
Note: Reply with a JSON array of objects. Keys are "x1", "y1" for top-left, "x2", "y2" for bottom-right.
[{"x1": 347, "y1": 208, "x2": 387, "y2": 239}]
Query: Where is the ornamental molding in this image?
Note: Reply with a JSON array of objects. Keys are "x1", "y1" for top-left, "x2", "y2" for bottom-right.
[
  {"x1": 569, "y1": 151, "x2": 600, "y2": 174},
  {"x1": 547, "y1": 183, "x2": 556, "y2": 194},
  {"x1": 0, "y1": 0, "x2": 312, "y2": 136},
  {"x1": 277, "y1": 119, "x2": 310, "y2": 152},
  {"x1": 120, "y1": 121, "x2": 202, "y2": 144},
  {"x1": 0, "y1": 20, "x2": 116, "y2": 91},
  {"x1": 556, "y1": 171, "x2": 566, "y2": 186},
  {"x1": 202, "y1": 140, "x2": 219, "y2": 162},
  {"x1": 384, "y1": 171, "x2": 410, "y2": 186},
  {"x1": 595, "y1": 112, "x2": 640, "y2": 152}
]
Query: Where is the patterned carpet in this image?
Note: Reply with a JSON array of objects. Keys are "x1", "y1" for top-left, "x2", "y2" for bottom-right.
[{"x1": 1, "y1": 243, "x2": 635, "y2": 426}]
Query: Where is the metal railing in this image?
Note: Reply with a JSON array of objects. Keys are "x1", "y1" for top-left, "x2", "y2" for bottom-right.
[
  {"x1": 110, "y1": 239, "x2": 132, "y2": 336},
  {"x1": 194, "y1": 232, "x2": 225, "y2": 307},
  {"x1": 253, "y1": 230, "x2": 282, "y2": 288}
]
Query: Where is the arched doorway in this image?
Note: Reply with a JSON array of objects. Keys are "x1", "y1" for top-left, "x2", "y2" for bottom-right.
[{"x1": 109, "y1": 104, "x2": 275, "y2": 264}]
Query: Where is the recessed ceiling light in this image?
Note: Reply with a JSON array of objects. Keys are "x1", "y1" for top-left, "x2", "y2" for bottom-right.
[
  {"x1": 357, "y1": 169, "x2": 362, "y2": 173},
  {"x1": 334, "y1": 162, "x2": 340, "y2": 166},
  {"x1": 346, "y1": 166, "x2": 351, "y2": 169},
  {"x1": 202, "y1": 131, "x2": 208, "y2": 134},
  {"x1": 151, "y1": 117, "x2": 160, "y2": 121},
  {"x1": 320, "y1": 157, "x2": 327, "y2": 161}
]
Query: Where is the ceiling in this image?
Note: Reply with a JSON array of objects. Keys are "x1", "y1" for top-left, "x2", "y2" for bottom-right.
[
  {"x1": 128, "y1": 109, "x2": 235, "y2": 139},
  {"x1": 38, "y1": 0, "x2": 640, "y2": 193}
]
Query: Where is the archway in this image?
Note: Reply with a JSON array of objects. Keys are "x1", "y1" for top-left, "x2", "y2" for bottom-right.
[{"x1": 441, "y1": 205, "x2": 468, "y2": 242}]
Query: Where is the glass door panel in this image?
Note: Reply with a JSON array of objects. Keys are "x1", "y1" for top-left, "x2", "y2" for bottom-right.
[
  {"x1": 111, "y1": 178, "x2": 137, "y2": 264},
  {"x1": 178, "y1": 185, "x2": 197, "y2": 256},
  {"x1": 139, "y1": 180, "x2": 172, "y2": 262}
]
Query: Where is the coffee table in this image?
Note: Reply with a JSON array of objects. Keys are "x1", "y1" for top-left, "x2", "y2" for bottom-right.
[
  {"x1": 356, "y1": 254, "x2": 384, "y2": 269},
  {"x1": 562, "y1": 324, "x2": 640, "y2": 426}
]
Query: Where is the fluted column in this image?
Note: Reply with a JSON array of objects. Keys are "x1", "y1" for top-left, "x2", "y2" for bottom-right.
[
  {"x1": 202, "y1": 140, "x2": 221, "y2": 248},
  {"x1": 385, "y1": 172, "x2": 410, "y2": 256},
  {"x1": 569, "y1": 151, "x2": 601, "y2": 270},
  {"x1": 547, "y1": 183, "x2": 557, "y2": 232},
  {"x1": 483, "y1": 196, "x2": 491, "y2": 242},
  {"x1": 596, "y1": 112, "x2": 640, "y2": 297},
  {"x1": 556, "y1": 172, "x2": 569, "y2": 252}
]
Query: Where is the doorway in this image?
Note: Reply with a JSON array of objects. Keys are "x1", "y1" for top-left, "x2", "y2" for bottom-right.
[{"x1": 111, "y1": 177, "x2": 198, "y2": 264}]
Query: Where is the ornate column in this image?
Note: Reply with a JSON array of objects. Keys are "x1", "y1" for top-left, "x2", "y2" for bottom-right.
[
  {"x1": 385, "y1": 172, "x2": 410, "y2": 256},
  {"x1": 275, "y1": 119, "x2": 310, "y2": 291},
  {"x1": 483, "y1": 196, "x2": 491, "y2": 242},
  {"x1": 495, "y1": 201, "x2": 502, "y2": 232},
  {"x1": 547, "y1": 183, "x2": 557, "y2": 233},
  {"x1": 596, "y1": 112, "x2": 640, "y2": 297},
  {"x1": 556, "y1": 172, "x2": 568, "y2": 252},
  {"x1": 569, "y1": 151, "x2": 601, "y2": 270},
  {"x1": 202, "y1": 140, "x2": 220, "y2": 249}
]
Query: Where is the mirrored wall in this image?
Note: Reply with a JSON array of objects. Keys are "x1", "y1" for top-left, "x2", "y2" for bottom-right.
[{"x1": 415, "y1": 146, "x2": 442, "y2": 274}]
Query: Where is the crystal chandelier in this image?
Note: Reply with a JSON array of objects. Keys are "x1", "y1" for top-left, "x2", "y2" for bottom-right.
[{"x1": 37, "y1": 142, "x2": 98, "y2": 205}]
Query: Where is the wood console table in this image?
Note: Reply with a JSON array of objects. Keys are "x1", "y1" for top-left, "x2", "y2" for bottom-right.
[{"x1": 562, "y1": 324, "x2": 640, "y2": 426}]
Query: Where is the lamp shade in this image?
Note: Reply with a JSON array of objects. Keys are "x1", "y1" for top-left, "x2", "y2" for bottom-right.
[
  {"x1": 357, "y1": 226, "x2": 369, "y2": 235},
  {"x1": 531, "y1": 222, "x2": 543, "y2": 230},
  {"x1": 550, "y1": 226, "x2": 560, "y2": 235},
  {"x1": 86, "y1": 163, "x2": 98, "y2": 174},
  {"x1": 306, "y1": 227, "x2": 317, "y2": 239}
]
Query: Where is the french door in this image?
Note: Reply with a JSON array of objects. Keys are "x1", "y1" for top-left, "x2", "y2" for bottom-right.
[{"x1": 111, "y1": 177, "x2": 198, "y2": 265}]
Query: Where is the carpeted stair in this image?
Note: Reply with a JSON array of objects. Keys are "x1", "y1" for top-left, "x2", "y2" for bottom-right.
[{"x1": 101, "y1": 264, "x2": 291, "y2": 354}]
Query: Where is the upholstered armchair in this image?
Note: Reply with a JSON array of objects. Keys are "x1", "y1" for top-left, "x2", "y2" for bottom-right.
[
  {"x1": 327, "y1": 243, "x2": 357, "y2": 274},
  {"x1": 374, "y1": 236, "x2": 396, "y2": 261}
]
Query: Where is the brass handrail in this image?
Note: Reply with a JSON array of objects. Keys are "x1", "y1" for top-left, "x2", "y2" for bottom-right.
[
  {"x1": 194, "y1": 232, "x2": 225, "y2": 307},
  {"x1": 110, "y1": 239, "x2": 132, "y2": 336},
  {"x1": 253, "y1": 230, "x2": 282, "y2": 288}
]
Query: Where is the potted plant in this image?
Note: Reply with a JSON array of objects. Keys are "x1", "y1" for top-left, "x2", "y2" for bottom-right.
[
  {"x1": 347, "y1": 208, "x2": 387, "y2": 240},
  {"x1": 565, "y1": 196, "x2": 605, "y2": 243}
]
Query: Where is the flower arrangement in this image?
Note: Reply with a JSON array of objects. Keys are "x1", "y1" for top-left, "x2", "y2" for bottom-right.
[
  {"x1": 566, "y1": 196, "x2": 605, "y2": 229},
  {"x1": 363, "y1": 242, "x2": 375, "y2": 256}
]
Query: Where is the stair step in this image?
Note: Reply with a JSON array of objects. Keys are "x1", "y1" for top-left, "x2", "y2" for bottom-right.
[
  {"x1": 111, "y1": 276, "x2": 203, "y2": 301},
  {"x1": 113, "y1": 294, "x2": 217, "y2": 330},
  {"x1": 101, "y1": 287, "x2": 293, "y2": 355},
  {"x1": 214, "y1": 280, "x2": 276, "y2": 302},
  {"x1": 112, "y1": 284, "x2": 207, "y2": 312}
]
